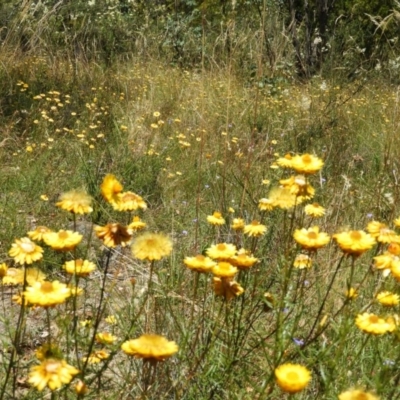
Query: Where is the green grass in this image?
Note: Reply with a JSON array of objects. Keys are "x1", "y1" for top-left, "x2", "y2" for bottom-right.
[{"x1": 0, "y1": 51, "x2": 399, "y2": 399}]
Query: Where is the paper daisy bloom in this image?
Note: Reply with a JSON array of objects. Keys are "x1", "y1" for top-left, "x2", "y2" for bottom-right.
[
  {"x1": 373, "y1": 252, "x2": 395, "y2": 271},
  {"x1": 333, "y1": 230, "x2": 376, "y2": 257},
  {"x1": 56, "y1": 189, "x2": 93, "y2": 214},
  {"x1": 132, "y1": 232, "x2": 172, "y2": 261},
  {"x1": 276, "y1": 153, "x2": 293, "y2": 168},
  {"x1": 24, "y1": 281, "x2": 71, "y2": 307},
  {"x1": 100, "y1": 174, "x2": 123, "y2": 204},
  {"x1": 95, "y1": 332, "x2": 117, "y2": 344},
  {"x1": 9, "y1": 237, "x2": 44, "y2": 265},
  {"x1": 95, "y1": 223, "x2": 132, "y2": 248},
  {"x1": 184, "y1": 255, "x2": 216, "y2": 273},
  {"x1": 367, "y1": 221, "x2": 400, "y2": 244},
  {"x1": 391, "y1": 260, "x2": 400, "y2": 281},
  {"x1": 268, "y1": 187, "x2": 299, "y2": 209},
  {"x1": 243, "y1": 221, "x2": 267, "y2": 237},
  {"x1": 213, "y1": 277, "x2": 244, "y2": 300},
  {"x1": 83, "y1": 350, "x2": 109, "y2": 364},
  {"x1": 212, "y1": 262, "x2": 238, "y2": 278},
  {"x1": 274, "y1": 363, "x2": 311, "y2": 393},
  {"x1": 63, "y1": 259, "x2": 96, "y2": 277},
  {"x1": 293, "y1": 254, "x2": 312, "y2": 269},
  {"x1": 43, "y1": 230, "x2": 82, "y2": 251},
  {"x1": 231, "y1": 218, "x2": 245, "y2": 230},
  {"x1": 207, "y1": 211, "x2": 225, "y2": 226},
  {"x1": 376, "y1": 291, "x2": 399, "y2": 306},
  {"x1": 28, "y1": 359, "x2": 79, "y2": 391},
  {"x1": 355, "y1": 313, "x2": 396, "y2": 335},
  {"x1": 113, "y1": 191, "x2": 147, "y2": 212},
  {"x1": 346, "y1": 287, "x2": 358, "y2": 299},
  {"x1": 338, "y1": 389, "x2": 380, "y2": 400},
  {"x1": 293, "y1": 226, "x2": 330, "y2": 251},
  {"x1": 304, "y1": 203, "x2": 326, "y2": 218},
  {"x1": 258, "y1": 198, "x2": 275, "y2": 211},
  {"x1": 3, "y1": 267, "x2": 45, "y2": 286},
  {"x1": 206, "y1": 243, "x2": 237, "y2": 260},
  {"x1": 388, "y1": 242, "x2": 400, "y2": 255},
  {"x1": 128, "y1": 216, "x2": 147, "y2": 232},
  {"x1": 28, "y1": 226, "x2": 52, "y2": 242},
  {"x1": 280, "y1": 175, "x2": 315, "y2": 199},
  {"x1": 121, "y1": 334, "x2": 178, "y2": 361},
  {"x1": 229, "y1": 251, "x2": 258, "y2": 270},
  {"x1": 290, "y1": 153, "x2": 324, "y2": 174}
]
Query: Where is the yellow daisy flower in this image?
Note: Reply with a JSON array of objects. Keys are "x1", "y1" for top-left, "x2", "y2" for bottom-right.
[
  {"x1": 28, "y1": 359, "x2": 79, "y2": 391},
  {"x1": 346, "y1": 287, "x2": 358, "y2": 299},
  {"x1": 388, "y1": 242, "x2": 400, "y2": 255},
  {"x1": 231, "y1": 218, "x2": 245, "y2": 230},
  {"x1": 28, "y1": 226, "x2": 52, "y2": 242},
  {"x1": 128, "y1": 216, "x2": 147, "y2": 232},
  {"x1": 95, "y1": 223, "x2": 132, "y2": 248},
  {"x1": 43, "y1": 230, "x2": 82, "y2": 251},
  {"x1": 338, "y1": 389, "x2": 379, "y2": 400},
  {"x1": 355, "y1": 313, "x2": 395, "y2": 335},
  {"x1": 293, "y1": 226, "x2": 330, "y2": 251},
  {"x1": 258, "y1": 198, "x2": 275, "y2": 211},
  {"x1": 56, "y1": 189, "x2": 93, "y2": 214},
  {"x1": 391, "y1": 260, "x2": 400, "y2": 281},
  {"x1": 9, "y1": 237, "x2": 44, "y2": 265},
  {"x1": 304, "y1": 203, "x2": 326, "y2": 218},
  {"x1": 293, "y1": 254, "x2": 312, "y2": 269},
  {"x1": 83, "y1": 350, "x2": 109, "y2": 364},
  {"x1": 229, "y1": 250, "x2": 258, "y2": 270},
  {"x1": 290, "y1": 154, "x2": 324, "y2": 174},
  {"x1": 100, "y1": 174, "x2": 123, "y2": 204},
  {"x1": 74, "y1": 380, "x2": 88, "y2": 395},
  {"x1": 207, "y1": 211, "x2": 225, "y2": 226},
  {"x1": 0, "y1": 263, "x2": 8, "y2": 278},
  {"x1": 183, "y1": 255, "x2": 216, "y2": 273},
  {"x1": 373, "y1": 252, "x2": 395, "y2": 270},
  {"x1": 243, "y1": 220, "x2": 267, "y2": 237},
  {"x1": 24, "y1": 281, "x2": 71, "y2": 307},
  {"x1": 333, "y1": 230, "x2": 376, "y2": 257},
  {"x1": 367, "y1": 221, "x2": 400, "y2": 244},
  {"x1": 113, "y1": 191, "x2": 147, "y2": 212},
  {"x1": 63, "y1": 259, "x2": 96, "y2": 277},
  {"x1": 213, "y1": 277, "x2": 244, "y2": 300},
  {"x1": 275, "y1": 363, "x2": 311, "y2": 393},
  {"x1": 121, "y1": 334, "x2": 178, "y2": 361},
  {"x1": 131, "y1": 232, "x2": 173, "y2": 261},
  {"x1": 211, "y1": 262, "x2": 238, "y2": 278},
  {"x1": 276, "y1": 153, "x2": 293, "y2": 168},
  {"x1": 268, "y1": 187, "x2": 300, "y2": 209},
  {"x1": 95, "y1": 332, "x2": 117, "y2": 344},
  {"x1": 376, "y1": 291, "x2": 399, "y2": 306},
  {"x1": 279, "y1": 175, "x2": 315, "y2": 199},
  {"x1": 206, "y1": 243, "x2": 237, "y2": 260}
]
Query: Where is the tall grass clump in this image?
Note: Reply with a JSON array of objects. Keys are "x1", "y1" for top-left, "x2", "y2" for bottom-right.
[{"x1": 0, "y1": 43, "x2": 400, "y2": 399}]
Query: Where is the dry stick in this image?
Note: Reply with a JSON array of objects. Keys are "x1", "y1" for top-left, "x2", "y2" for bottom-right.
[
  {"x1": 303, "y1": 254, "x2": 345, "y2": 345},
  {"x1": 0, "y1": 267, "x2": 28, "y2": 400},
  {"x1": 81, "y1": 247, "x2": 113, "y2": 375}
]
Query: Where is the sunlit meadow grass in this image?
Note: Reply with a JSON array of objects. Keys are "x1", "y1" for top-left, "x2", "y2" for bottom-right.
[{"x1": 0, "y1": 51, "x2": 400, "y2": 399}]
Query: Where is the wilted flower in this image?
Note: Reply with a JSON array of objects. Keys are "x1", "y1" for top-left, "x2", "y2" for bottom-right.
[
  {"x1": 95, "y1": 223, "x2": 132, "y2": 248},
  {"x1": 213, "y1": 277, "x2": 244, "y2": 300}
]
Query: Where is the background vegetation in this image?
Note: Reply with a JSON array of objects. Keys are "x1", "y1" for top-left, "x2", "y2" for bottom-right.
[{"x1": 1, "y1": 0, "x2": 400, "y2": 399}]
